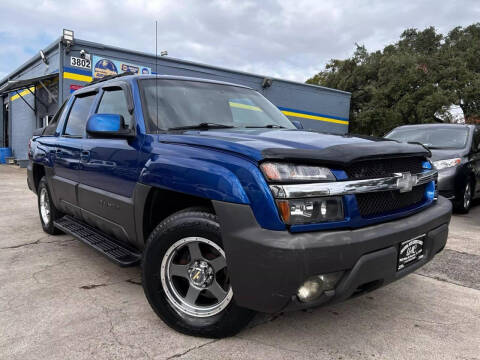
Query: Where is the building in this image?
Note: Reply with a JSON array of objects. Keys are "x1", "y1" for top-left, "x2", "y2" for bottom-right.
[{"x1": 0, "y1": 30, "x2": 351, "y2": 166}]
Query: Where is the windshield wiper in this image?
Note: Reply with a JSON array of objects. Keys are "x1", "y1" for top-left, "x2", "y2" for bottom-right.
[
  {"x1": 245, "y1": 124, "x2": 285, "y2": 129},
  {"x1": 168, "y1": 122, "x2": 236, "y2": 131},
  {"x1": 406, "y1": 141, "x2": 431, "y2": 151}
]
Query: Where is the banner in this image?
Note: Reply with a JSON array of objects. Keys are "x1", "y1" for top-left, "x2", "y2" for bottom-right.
[{"x1": 92, "y1": 55, "x2": 151, "y2": 79}]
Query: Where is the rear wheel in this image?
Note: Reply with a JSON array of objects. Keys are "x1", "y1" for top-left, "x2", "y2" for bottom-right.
[
  {"x1": 142, "y1": 208, "x2": 255, "y2": 338},
  {"x1": 454, "y1": 180, "x2": 473, "y2": 214},
  {"x1": 37, "y1": 177, "x2": 63, "y2": 235}
]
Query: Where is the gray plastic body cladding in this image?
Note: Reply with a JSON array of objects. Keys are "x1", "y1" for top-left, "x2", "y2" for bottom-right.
[
  {"x1": 133, "y1": 182, "x2": 151, "y2": 250},
  {"x1": 261, "y1": 141, "x2": 430, "y2": 166},
  {"x1": 77, "y1": 184, "x2": 136, "y2": 244},
  {"x1": 213, "y1": 196, "x2": 451, "y2": 313}
]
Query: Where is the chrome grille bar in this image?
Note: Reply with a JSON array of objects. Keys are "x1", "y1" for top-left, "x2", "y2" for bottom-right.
[{"x1": 270, "y1": 170, "x2": 437, "y2": 199}]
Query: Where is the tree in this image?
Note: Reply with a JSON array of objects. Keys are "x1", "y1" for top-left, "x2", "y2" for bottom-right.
[
  {"x1": 306, "y1": 24, "x2": 480, "y2": 135},
  {"x1": 440, "y1": 25, "x2": 480, "y2": 123}
]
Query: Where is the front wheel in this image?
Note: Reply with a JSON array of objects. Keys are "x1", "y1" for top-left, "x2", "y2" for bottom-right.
[
  {"x1": 142, "y1": 208, "x2": 255, "y2": 338},
  {"x1": 454, "y1": 180, "x2": 473, "y2": 214}
]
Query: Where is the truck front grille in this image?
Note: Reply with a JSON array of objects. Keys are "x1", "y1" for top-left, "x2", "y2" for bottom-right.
[
  {"x1": 345, "y1": 157, "x2": 424, "y2": 180},
  {"x1": 345, "y1": 157, "x2": 427, "y2": 217},
  {"x1": 355, "y1": 184, "x2": 427, "y2": 217}
]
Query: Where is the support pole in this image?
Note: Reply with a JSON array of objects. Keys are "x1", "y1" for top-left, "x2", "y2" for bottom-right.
[
  {"x1": 39, "y1": 80, "x2": 58, "y2": 104},
  {"x1": 15, "y1": 90, "x2": 35, "y2": 113}
]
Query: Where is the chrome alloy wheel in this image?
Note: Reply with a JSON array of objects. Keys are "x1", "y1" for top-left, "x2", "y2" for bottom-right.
[
  {"x1": 464, "y1": 182, "x2": 472, "y2": 210},
  {"x1": 39, "y1": 187, "x2": 51, "y2": 225},
  {"x1": 160, "y1": 237, "x2": 233, "y2": 317}
]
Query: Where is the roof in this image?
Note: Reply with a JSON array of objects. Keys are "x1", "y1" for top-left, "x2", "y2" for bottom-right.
[
  {"x1": 0, "y1": 36, "x2": 351, "y2": 97},
  {"x1": 0, "y1": 37, "x2": 60, "y2": 87},
  {"x1": 393, "y1": 123, "x2": 475, "y2": 130},
  {"x1": 74, "y1": 74, "x2": 253, "y2": 95},
  {"x1": 0, "y1": 73, "x2": 58, "y2": 95}
]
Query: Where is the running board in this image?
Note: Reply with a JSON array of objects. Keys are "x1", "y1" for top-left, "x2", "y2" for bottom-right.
[{"x1": 54, "y1": 215, "x2": 141, "y2": 267}]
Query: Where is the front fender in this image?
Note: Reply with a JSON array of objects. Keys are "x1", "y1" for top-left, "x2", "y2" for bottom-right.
[
  {"x1": 138, "y1": 143, "x2": 286, "y2": 230},
  {"x1": 140, "y1": 155, "x2": 249, "y2": 204}
]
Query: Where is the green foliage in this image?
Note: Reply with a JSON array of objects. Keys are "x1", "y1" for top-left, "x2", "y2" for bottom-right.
[{"x1": 306, "y1": 24, "x2": 480, "y2": 135}]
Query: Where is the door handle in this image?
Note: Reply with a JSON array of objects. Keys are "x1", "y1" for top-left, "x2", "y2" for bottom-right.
[{"x1": 80, "y1": 150, "x2": 90, "y2": 162}]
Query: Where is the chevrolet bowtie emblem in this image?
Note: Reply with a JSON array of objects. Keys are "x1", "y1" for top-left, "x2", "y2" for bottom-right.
[
  {"x1": 192, "y1": 270, "x2": 201, "y2": 280},
  {"x1": 395, "y1": 172, "x2": 417, "y2": 193}
]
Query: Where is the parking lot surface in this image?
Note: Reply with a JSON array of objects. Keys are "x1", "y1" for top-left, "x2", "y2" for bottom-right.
[{"x1": 1, "y1": 165, "x2": 479, "y2": 360}]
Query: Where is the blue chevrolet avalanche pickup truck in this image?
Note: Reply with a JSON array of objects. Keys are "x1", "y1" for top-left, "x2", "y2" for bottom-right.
[{"x1": 28, "y1": 74, "x2": 452, "y2": 338}]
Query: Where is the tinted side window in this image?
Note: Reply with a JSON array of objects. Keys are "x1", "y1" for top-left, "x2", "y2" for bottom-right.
[
  {"x1": 64, "y1": 94, "x2": 96, "y2": 136},
  {"x1": 43, "y1": 100, "x2": 67, "y2": 136},
  {"x1": 97, "y1": 89, "x2": 131, "y2": 127}
]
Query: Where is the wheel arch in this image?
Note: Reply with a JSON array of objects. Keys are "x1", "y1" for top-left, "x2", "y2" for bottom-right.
[
  {"x1": 462, "y1": 166, "x2": 476, "y2": 193},
  {"x1": 134, "y1": 184, "x2": 215, "y2": 247},
  {"x1": 468, "y1": 172, "x2": 476, "y2": 196},
  {"x1": 32, "y1": 163, "x2": 46, "y2": 193}
]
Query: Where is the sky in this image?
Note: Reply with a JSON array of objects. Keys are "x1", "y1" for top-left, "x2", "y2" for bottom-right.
[{"x1": 0, "y1": 0, "x2": 479, "y2": 82}]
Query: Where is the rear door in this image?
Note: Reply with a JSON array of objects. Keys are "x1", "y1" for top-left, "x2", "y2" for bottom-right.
[
  {"x1": 32, "y1": 99, "x2": 68, "y2": 195},
  {"x1": 53, "y1": 92, "x2": 97, "y2": 217},
  {"x1": 77, "y1": 83, "x2": 141, "y2": 244}
]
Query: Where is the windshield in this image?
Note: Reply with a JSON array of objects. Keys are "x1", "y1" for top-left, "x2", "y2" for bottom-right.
[
  {"x1": 139, "y1": 79, "x2": 295, "y2": 132},
  {"x1": 386, "y1": 127, "x2": 469, "y2": 149}
]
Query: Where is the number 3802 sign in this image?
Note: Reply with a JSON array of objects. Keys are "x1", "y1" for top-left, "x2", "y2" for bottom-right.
[{"x1": 70, "y1": 56, "x2": 91, "y2": 69}]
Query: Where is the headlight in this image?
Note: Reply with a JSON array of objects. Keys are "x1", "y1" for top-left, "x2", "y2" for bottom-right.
[
  {"x1": 260, "y1": 162, "x2": 335, "y2": 182},
  {"x1": 433, "y1": 158, "x2": 461, "y2": 170},
  {"x1": 276, "y1": 197, "x2": 344, "y2": 224},
  {"x1": 260, "y1": 162, "x2": 341, "y2": 224}
]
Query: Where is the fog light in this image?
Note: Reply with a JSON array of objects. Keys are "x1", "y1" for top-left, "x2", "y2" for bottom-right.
[{"x1": 297, "y1": 272, "x2": 344, "y2": 302}]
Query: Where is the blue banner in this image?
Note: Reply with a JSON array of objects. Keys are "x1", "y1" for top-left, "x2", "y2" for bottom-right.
[{"x1": 92, "y1": 55, "x2": 151, "y2": 79}]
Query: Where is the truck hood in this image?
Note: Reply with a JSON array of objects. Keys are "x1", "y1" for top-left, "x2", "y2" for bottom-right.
[{"x1": 158, "y1": 129, "x2": 430, "y2": 166}]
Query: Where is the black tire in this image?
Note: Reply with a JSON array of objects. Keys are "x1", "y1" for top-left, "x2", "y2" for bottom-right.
[
  {"x1": 37, "y1": 176, "x2": 63, "y2": 235},
  {"x1": 454, "y1": 179, "x2": 474, "y2": 214},
  {"x1": 142, "y1": 208, "x2": 255, "y2": 338}
]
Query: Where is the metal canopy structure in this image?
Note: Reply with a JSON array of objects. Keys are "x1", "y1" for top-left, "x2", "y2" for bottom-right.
[
  {"x1": 0, "y1": 73, "x2": 58, "y2": 95},
  {"x1": 0, "y1": 73, "x2": 59, "y2": 114}
]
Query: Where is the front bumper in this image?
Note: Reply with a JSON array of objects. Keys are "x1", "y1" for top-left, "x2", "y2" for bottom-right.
[
  {"x1": 214, "y1": 196, "x2": 452, "y2": 313},
  {"x1": 437, "y1": 167, "x2": 459, "y2": 199}
]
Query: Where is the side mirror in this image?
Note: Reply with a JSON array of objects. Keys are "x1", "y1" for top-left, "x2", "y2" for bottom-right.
[
  {"x1": 291, "y1": 120, "x2": 304, "y2": 129},
  {"x1": 86, "y1": 114, "x2": 134, "y2": 138}
]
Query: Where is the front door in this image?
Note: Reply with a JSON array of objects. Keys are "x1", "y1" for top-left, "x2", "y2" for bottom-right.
[{"x1": 77, "y1": 85, "x2": 141, "y2": 244}]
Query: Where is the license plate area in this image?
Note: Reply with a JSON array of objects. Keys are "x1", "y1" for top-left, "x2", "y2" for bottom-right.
[{"x1": 397, "y1": 234, "x2": 425, "y2": 271}]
